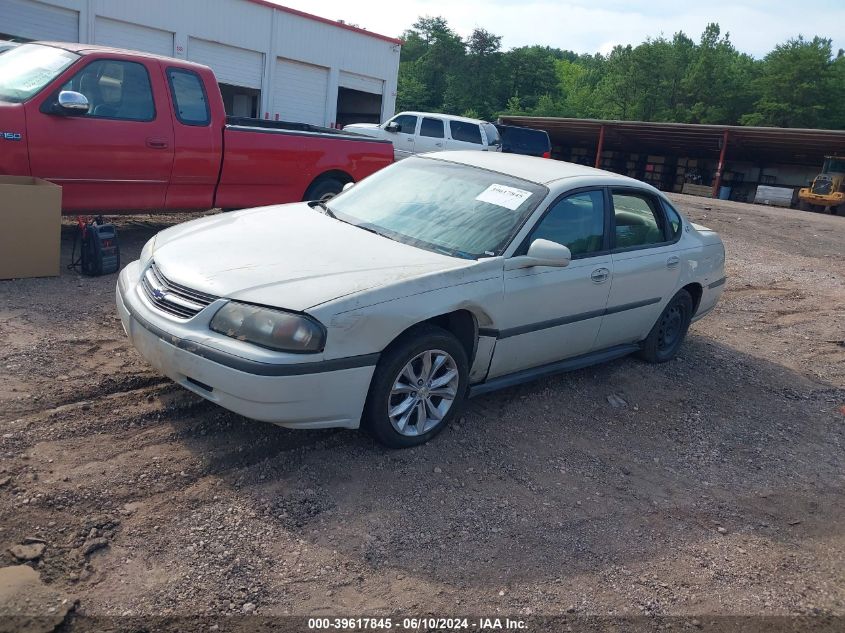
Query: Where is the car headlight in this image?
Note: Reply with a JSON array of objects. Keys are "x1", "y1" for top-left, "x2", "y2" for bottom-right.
[
  {"x1": 139, "y1": 237, "x2": 155, "y2": 270},
  {"x1": 210, "y1": 302, "x2": 326, "y2": 353}
]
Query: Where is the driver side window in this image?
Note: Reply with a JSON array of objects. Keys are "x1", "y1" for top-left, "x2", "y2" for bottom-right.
[
  {"x1": 388, "y1": 114, "x2": 418, "y2": 134},
  {"x1": 522, "y1": 190, "x2": 605, "y2": 257},
  {"x1": 61, "y1": 59, "x2": 155, "y2": 121}
]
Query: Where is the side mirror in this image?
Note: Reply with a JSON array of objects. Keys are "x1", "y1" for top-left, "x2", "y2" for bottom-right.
[
  {"x1": 56, "y1": 90, "x2": 89, "y2": 114},
  {"x1": 342, "y1": 181, "x2": 355, "y2": 192},
  {"x1": 385, "y1": 121, "x2": 400, "y2": 133},
  {"x1": 506, "y1": 239, "x2": 572, "y2": 270}
]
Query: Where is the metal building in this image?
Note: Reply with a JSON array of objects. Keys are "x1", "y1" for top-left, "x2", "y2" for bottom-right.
[{"x1": 0, "y1": 0, "x2": 401, "y2": 126}]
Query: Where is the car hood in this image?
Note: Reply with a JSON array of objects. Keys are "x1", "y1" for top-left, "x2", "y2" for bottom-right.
[
  {"x1": 151, "y1": 204, "x2": 471, "y2": 311},
  {"x1": 343, "y1": 123, "x2": 382, "y2": 136}
]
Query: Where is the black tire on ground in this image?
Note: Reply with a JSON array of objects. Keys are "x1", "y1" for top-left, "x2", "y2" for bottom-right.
[
  {"x1": 636, "y1": 289, "x2": 694, "y2": 364},
  {"x1": 831, "y1": 206, "x2": 841, "y2": 216},
  {"x1": 303, "y1": 177, "x2": 345, "y2": 202},
  {"x1": 363, "y1": 324, "x2": 469, "y2": 449}
]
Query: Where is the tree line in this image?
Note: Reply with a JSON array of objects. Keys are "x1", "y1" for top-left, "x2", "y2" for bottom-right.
[{"x1": 396, "y1": 17, "x2": 845, "y2": 130}]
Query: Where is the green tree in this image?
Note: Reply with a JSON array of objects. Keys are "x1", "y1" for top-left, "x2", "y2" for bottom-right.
[{"x1": 741, "y1": 36, "x2": 840, "y2": 128}]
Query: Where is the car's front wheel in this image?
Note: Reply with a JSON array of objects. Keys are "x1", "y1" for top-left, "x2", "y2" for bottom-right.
[
  {"x1": 637, "y1": 289, "x2": 693, "y2": 363},
  {"x1": 364, "y1": 324, "x2": 468, "y2": 448}
]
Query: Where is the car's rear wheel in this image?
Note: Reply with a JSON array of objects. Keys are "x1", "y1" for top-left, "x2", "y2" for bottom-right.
[
  {"x1": 364, "y1": 324, "x2": 468, "y2": 448},
  {"x1": 637, "y1": 289, "x2": 693, "y2": 364}
]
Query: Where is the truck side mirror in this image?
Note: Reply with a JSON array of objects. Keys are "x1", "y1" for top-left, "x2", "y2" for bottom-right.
[
  {"x1": 385, "y1": 122, "x2": 400, "y2": 133},
  {"x1": 56, "y1": 90, "x2": 90, "y2": 115}
]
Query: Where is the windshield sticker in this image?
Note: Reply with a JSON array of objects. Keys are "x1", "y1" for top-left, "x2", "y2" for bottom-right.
[{"x1": 475, "y1": 184, "x2": 532, "y2": 210}]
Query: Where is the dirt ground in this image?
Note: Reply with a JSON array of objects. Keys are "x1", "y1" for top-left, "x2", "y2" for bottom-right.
[{"x1": 0, "y1": 195, "x2": 843, "y2": 630}]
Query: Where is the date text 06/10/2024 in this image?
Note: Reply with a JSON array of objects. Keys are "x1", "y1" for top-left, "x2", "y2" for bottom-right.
[{"x1": 307, "y1": 617, "x2": 528, "y2": 630}]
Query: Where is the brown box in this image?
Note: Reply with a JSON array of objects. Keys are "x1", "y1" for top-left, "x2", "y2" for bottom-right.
[{"x1": 0, "y1": 176, "x2": 62, "y2": 280}]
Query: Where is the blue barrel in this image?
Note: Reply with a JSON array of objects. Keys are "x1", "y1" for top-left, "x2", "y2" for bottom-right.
[{"x1": 719, "y1": 186, "x2": 732, "y2": 200}]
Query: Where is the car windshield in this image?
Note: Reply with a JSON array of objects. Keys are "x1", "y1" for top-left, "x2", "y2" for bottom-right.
[
  {"x1": 328, "y1": 157, "x2": 547, "y2": 259},
  {"x1": 0, "y1": 44, "x2": 79, "y2": 103}
]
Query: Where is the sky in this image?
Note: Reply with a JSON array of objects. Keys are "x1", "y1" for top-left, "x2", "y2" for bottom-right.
[{"x1": 275, "y1": 0, "x2": 845, "y2": 58}]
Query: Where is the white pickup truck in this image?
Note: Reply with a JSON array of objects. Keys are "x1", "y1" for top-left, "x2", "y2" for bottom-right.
[{"x1": 344, "y1": 111, "x2": 501, "y2": 161}]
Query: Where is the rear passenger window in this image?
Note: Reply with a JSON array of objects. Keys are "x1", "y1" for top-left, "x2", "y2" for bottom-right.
[
  {"x1": 167, "y1": 69, "x2": 209, "y2": 125},
  {"x1": 449, "y1": 121, "x2": 482, "y2": 144},
  {"x1": 523, "y1": 190, "x2": 605, "y2": 257},
  {"x1": 612, "y1": 192, "x2": 665, "y2": 249},
  {"x1": 662, "y1": 200, "x2": 683, "y2": 239},
  {"x1": 420, "y1": 117, "x2": 444, "y2": 138},
  {"x1": 61, "y1": 59, "x2": 155, "y2": 121}
]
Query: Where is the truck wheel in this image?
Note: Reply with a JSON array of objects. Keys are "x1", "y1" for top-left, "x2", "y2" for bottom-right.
[
  {"x1": 303, "y1": 177, "x2": 345, "y2": 202},
  {"x1": 637, "y1": 289, "x2": 693, "y2": 364},
  {"x1": 832, "y1": 206, "x2": 841, "y2": 216},
  {"x1": 363, "y1": 324, "x2": 468, "y2": 449}
]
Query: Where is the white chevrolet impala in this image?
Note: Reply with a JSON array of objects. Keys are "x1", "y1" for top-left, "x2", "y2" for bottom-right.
[{"x1": 117, "y1": 152, "x2": 725, "y2": 447}]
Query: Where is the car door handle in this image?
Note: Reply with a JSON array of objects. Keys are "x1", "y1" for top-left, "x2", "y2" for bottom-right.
[
  {"x1": 146, "y1": 138, "x2": 169, "y2": 149},
  {"x1": 434, "y1": 142, "x2": 443, "y2": 147},
  {"x1": 591, "y1": 267, "x2": 610, "y2": 283},
  {"x1": 666, "y1": 255, "x2": 680, "y2": 269}
]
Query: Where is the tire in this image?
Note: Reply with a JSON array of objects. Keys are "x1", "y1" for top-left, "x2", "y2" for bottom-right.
[
  {"x1": 637, "y1": 289, "x2": 693, "y2": 364},
  {"x1": 363, "y1": 324, "x2": 469, "y2": 448},
  {"x1": 303, "y1": 177, "x2": 345, "y2": 202},
  {"x1": 832, "y1": 206, "x2": 841, "y2": 216}
]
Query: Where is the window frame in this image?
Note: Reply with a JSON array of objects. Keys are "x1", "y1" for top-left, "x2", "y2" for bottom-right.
[
  {"x1": 166, "y1": 67, "x2": 210, "y2": 127},
  {"x1": 661, "y1": 198, "x2": 685, "y2": 240},
  {"x1": 45, "y1": 58, "x2": 157, "y2": 123},
  {"x1": 608, "y1": 187, "x2": 681, "y2": 253},
  {"x1": 419, "y1": 116, "x2": 445, "y2": 139},
  {"x1": 514, "y1": 186, "x2": 612, "y2": 260},
  {"x1": 387, "y1": 114, "x2": 418, "y2": 135},
  {"x1": 449, "y1": 120, "x2": 483, "y2": 145}
]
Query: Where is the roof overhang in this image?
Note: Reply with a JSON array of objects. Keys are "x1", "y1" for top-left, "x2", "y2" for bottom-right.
[{"x1": 499, "y1": 116, "x2": 845, "y2": 165}]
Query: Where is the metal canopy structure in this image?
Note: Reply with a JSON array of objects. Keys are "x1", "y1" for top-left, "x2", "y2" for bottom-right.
[
  {"x1": 499, "y1": 116, "x2": 845, "y2": 164},
  {"x1": 498, "y1": 116, "x2": 845, "y2": 196}
]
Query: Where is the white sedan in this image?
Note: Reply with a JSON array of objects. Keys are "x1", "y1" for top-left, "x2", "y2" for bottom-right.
[{"x1": 116, "y1": 152, "x2": 726, "y2": 448}]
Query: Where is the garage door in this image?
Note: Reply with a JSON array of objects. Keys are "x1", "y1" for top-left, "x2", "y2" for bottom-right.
[
  {"x1": 188, "y1": 38, "x2": 263, "y2": 89},
  {"x1": 95, "y1": 18, "x2": 173, "y2": 57},
  {"x1": 273, "y1": 58, "x2": 329, "y2": 126},
  {"x1": 0, "y1": 0, "x2": 78, "y2": 42},
  {"x1": 339, "y1": 71, "x2": 384, "y2": 95}
]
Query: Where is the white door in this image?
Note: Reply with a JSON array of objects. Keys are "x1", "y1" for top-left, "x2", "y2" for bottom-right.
[
  {"x1": 95, "y1": 18, "x2": 173, "y2": 57},
  {"x1": 593, "y1": 189, "x2": 682, "y2": 349},
  {"x1": 383, "y1": 113, "x2": 417, "y2": 160},
  {"x1": 1, "y1": 0, "x2": 78, "y2": 41},
  {"x1": 189, "y1": 38, "x2": 264, "y2": 89},
  {"x1": 273, "y1": 58, "x2": 329, "y2": 125},
  {"x1": 415, "y1": 116, "x2": 446, "y2": 154},
  {"x1": 488, "y1": 190, "x2": 612, "y2": 378},
  {"x1": 339, "y1": 71, "x2": 383, "y2": 95},
  {"x1": 446, "y1": 119, "x2": 485, "y2": 152}
]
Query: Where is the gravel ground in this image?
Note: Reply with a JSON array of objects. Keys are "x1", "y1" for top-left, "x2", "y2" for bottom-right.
[{"x1": 0, "y1": 195, "x2": 843, "y2": 631}]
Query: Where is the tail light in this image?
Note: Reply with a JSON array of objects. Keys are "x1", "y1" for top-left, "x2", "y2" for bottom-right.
[{"x1": 542, "y1": 151, "x2": 551, "y2": 159}]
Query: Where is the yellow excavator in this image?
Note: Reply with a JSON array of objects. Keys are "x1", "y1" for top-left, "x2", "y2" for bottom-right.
[{"x1": 798, "y1": 155, "x2": 845, "y2": 214}]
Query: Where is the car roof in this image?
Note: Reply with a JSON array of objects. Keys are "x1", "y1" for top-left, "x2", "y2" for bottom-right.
[
  {"x1": 397, "y1": 111, "x2": 491, "y2": 125},
  {"x1": 421, "y1": 151, "x2": 658, "y2": 190}
]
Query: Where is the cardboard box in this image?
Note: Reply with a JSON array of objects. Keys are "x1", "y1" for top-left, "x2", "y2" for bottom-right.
[{"x1": 0, "y1": 176, "x2": 62, "y2": 280}]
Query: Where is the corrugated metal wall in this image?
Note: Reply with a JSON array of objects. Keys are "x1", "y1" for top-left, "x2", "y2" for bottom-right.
[{"x1": 1, "y1": 0, "x2": 400, "y2": 125}]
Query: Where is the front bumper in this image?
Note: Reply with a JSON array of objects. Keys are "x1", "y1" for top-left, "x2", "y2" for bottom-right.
[
  {"x1": 116, "y1": 262, "x2": 376, "y2": 429},
  {"x1": 799, "y1": 189, "x2": 844, "y2": 205}
]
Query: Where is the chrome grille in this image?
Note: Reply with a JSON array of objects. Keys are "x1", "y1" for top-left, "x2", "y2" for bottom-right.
[{"x1": 141, "y1": 262, "x2": 217, "y2": 319}]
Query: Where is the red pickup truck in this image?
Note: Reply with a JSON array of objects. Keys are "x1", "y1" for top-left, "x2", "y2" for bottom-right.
[{"x1": 0, "y1": 42, "x2": 393, "y2": 213}]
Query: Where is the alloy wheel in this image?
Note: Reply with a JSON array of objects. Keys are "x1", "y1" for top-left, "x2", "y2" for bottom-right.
[{"x1": 388, "y1": 349, "x2": 459, "y2": 437}]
